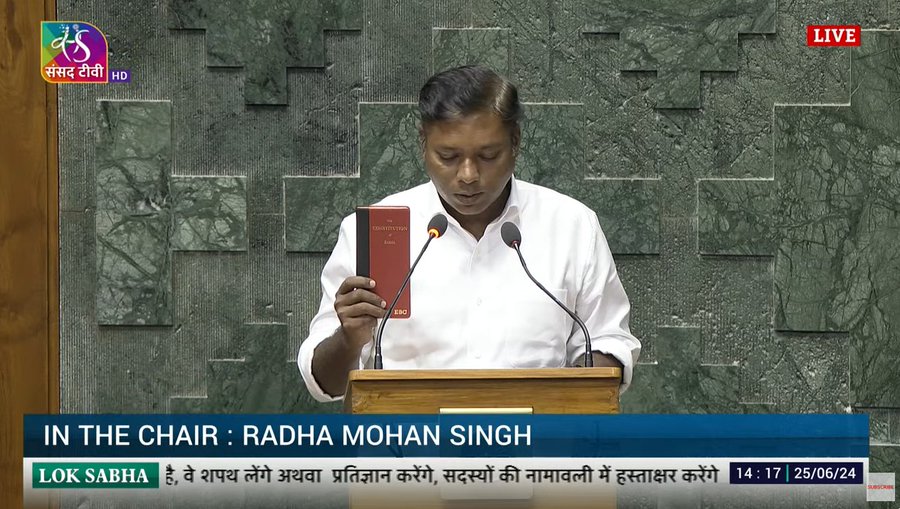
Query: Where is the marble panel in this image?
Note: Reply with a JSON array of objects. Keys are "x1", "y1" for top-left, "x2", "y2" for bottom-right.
[
  {"x1": 621, "y1": 326, "x2": 741, "y2": 413},
  {"x1": 777, "y1": 35, "x2": 900, "y2": 408},
  {"x1": 582, "y1": 0, "x2": 776, "y2": 108},
  {"x1": 581, "y1": 34, "x2": 661, "y2": 180},
  {"x1": 361, "y1": 0, "x2": 432, "y2": 102},
  {"x1": 170, "y1": 0, "x2": 362, "y2": 104},
  {"x1": 857, "y1": 408, "x2": 900, "y2": 446},
  {"x1": 581, "y1": 179, "x2": 660, "y2": 255},
  {"x1": 170, "y1": 324, "x2": 321, "y2": 413},
  {"x1": 358, "y1": 102, "x2": 429, "y2": 204},
  {"x1": 95, "y1": 211, "x2": 173, "y2": 325},
  {"x1": 95, "y1": 101, "x2": 172, "y2": 214},
  {"x1": 698, "y1": 178, "x2": 775, "y2": 256},
  {"x1": 95, "y1": 101, "x2": 173, "y2": 325},
  {"x1": 169, "y1": 251, "x2": 251, "y2": 404},
  {"x1": 766, "y1": 332, "x2": 850, "y2": 413},
  {"x1": 519, "y1": 104, "x2": 661, "y2": 254},
  {"x1": 701, "y1": 32, "x2": 900, "y2": 407},
  {"x1": 431, "y1": 28, "x2": 510, "y2": 74},
  {"x1": 97, "y1": 328, "x2": 173, "y2": 413},
  {"x1": 284, "y1": 178, "x2": 359, "y2": 252},
  {"x1": 171, "y1": 176, "x2": 248, "y2": 251},
  {"x1": 472, "y1": 0, "x2": 585, "y2": 101}
]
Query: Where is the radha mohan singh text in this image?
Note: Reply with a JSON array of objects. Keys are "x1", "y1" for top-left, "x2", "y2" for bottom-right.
[{"x1": 243, "y1": 424, "x2": 532, "y2": 447}]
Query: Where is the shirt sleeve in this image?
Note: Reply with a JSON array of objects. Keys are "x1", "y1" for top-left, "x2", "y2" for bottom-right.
[
  {"x1": 297, "y1": 215, "x2": 365, "y2": 402},
  {"x1": 566, "y1": 211, "x2": 642, "y2": 393}
]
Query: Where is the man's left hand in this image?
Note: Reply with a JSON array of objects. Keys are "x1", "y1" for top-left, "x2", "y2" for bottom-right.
[{"x1": 573, "y1": 352, "x2": 623, "y2": 368}]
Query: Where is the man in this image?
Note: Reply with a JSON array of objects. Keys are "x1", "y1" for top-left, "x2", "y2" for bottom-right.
[{"x1": 298, "y1": 66, "x2": 640, "y2": 402}]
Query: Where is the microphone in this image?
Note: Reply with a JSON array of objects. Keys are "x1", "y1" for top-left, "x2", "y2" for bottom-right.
[
  {"x1": 373, "y1": 213, "x2": 449, "y2": 369},
  {"x1": 500, "y1": 222, "x2": 594, "y2": 368}
]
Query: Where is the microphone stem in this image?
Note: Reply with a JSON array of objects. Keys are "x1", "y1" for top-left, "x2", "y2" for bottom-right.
[
  {"x1": 512, "y1": 243, "x2": 594, "y2": 368},
  {"x1": 373, "y1": 234, "x2": 435, "y2": 370}
]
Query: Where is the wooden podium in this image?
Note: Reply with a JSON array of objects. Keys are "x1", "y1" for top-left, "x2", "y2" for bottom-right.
[
  {"x1": 344, "y1": 367, "x2": 620, "y2": 414},
  {"x1": 344, "y1": 368, "x2": 621, "y2": 509}
]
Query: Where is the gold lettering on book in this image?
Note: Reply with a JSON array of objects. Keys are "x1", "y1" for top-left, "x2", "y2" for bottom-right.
[{"x1": 371, "y1": 226, "x2": 409, "y2": 231}]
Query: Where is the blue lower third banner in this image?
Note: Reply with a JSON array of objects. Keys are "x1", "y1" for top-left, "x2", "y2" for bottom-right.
[{"x1": 24, "y1": 414, "x2": 870, "y2": 507}]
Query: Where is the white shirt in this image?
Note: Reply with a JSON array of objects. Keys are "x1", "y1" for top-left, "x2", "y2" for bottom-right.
[{"x1": 297, "y1": 177, "x2": 641, "y2": 402}]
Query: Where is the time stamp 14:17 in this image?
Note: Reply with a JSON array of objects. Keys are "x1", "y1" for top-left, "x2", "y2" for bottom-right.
[{"x1": 730, "y1": 462, "x2": 863, "y2": 484}]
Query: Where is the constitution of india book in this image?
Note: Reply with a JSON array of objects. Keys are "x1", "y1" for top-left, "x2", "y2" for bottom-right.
[{"x1": 355, "y1": 206, "x2": 411, "y2": 318}]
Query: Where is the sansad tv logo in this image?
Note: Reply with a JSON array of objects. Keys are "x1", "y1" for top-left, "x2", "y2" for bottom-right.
[{"x1": 41, "y1": 21, "x2": 128, "y2": 84}]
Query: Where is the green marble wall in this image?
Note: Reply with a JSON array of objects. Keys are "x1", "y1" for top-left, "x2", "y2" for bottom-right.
[{"x1": 57, "y1": 0, "x2": 899, "y2": 506}]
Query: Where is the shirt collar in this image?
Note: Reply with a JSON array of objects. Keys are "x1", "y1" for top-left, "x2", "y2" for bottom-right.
[{"x1": 424, "y1": 176, "x2": 522, "y2": 228}]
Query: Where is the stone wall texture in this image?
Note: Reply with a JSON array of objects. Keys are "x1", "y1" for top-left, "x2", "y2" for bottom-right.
[{"x1": 57, "y1": 0, "x2": 899, "y2": 506}]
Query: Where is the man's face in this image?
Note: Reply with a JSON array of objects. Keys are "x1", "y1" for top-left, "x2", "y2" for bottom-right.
[{"x1": 421, "y1": 111, "x2": 519, "y2": 219}]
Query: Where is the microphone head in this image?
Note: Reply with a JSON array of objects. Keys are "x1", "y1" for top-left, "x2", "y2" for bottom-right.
[
  {"x1": 427, "y1": 213, "x2": 449, "y2": 238},
  {"x1": 500, "y1": 221, "x2": 521, "y2": 247}
]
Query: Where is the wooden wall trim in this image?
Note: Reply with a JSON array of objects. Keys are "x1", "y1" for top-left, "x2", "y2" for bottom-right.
[
  {"x1": 0, "y1": 0, "x2": 59, "y2": 507},
  {"x1": 46, "y1": 0, "x2": 60, "y2": 417}
]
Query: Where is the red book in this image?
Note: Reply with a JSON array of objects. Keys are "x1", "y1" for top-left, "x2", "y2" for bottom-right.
[{"x1": 356, "y1": 206, "x2": 411, "y2": 318}]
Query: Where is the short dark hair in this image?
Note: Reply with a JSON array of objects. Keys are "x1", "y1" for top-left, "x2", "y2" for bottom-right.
[{"x1": 418, "y1": 66, "x2": 522, "y2": 133}]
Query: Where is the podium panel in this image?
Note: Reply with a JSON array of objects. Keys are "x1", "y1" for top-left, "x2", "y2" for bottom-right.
[
  {"x1": 344, "y1": 368, "x2": 621, "y2": 508},
  {"x1": 344, "y1": 368, "x2": 621, "y2": 415}
]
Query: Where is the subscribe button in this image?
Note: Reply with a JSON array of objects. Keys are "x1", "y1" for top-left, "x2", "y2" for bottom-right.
[{"x1": 32, "y1": 462, "x2": 159, "y2": 489}]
